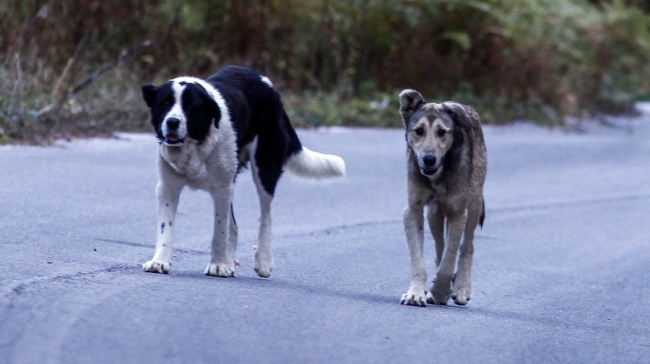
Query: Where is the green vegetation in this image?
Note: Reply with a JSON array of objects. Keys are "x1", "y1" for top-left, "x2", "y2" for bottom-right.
[{"x1": 1, "y1": 0, "x2": 650, "y2": 143}]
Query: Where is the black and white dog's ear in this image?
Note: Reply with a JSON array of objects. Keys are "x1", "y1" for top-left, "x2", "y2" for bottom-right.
[
  {"x1": 142, "y1": 85, "x2": 157, "y2": 108},
  {"x1": 199, "y1": 89, "x2": 221, "y2": 129},
  {"x1": 441, "y1": 101, "x2": 472, "y2": 133},
  {"x1": 399, "y1": 89, "x2": 425, "y2": 122},
  {"x1": 209, "y1": 98, "x2": 221, "y2": 129}
]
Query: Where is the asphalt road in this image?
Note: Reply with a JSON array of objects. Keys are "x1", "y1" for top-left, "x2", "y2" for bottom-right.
[{"x1": 1, "y1": 106, "x2": 649, "y2": 363}]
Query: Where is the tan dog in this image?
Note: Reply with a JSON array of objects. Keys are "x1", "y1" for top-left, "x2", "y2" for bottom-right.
[{"x1": 398, "y1": 89, "x2": 487, "y2": 306}]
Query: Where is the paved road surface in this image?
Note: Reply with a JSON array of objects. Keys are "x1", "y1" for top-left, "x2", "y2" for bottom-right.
[{"x1": 1, "y1": 106, "x2": 649, "y2": 363}]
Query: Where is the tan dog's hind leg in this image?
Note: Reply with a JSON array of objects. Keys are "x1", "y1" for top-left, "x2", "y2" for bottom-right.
[
  {"x1": 452, "y1": 203, "x2": 481, "y2": 305},
  {"x1": 429, "y1": 209, "x2": 467, "y2": 305}
]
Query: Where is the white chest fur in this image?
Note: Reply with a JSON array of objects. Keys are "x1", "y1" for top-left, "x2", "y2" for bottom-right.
[
  {"x1": 160, "y1": 136, "x2": 217, "y2": 180},
  {"x1": 159, "y1": 124, "x2": 238, "y2": 190}
]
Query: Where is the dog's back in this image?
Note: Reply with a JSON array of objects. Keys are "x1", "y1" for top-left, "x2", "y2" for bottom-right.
[{"x1": 206, "y1": 66, "x2": 302, "y2": 159}]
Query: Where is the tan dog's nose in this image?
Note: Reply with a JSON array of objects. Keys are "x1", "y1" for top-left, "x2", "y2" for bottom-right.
[{"x1": 422, "y1": 155, "x2": 436, "y2": 167}]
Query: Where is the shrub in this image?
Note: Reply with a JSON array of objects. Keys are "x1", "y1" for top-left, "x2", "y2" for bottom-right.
[{"x1": 1, "y1": 0, "x2": 650, "y2": 142}]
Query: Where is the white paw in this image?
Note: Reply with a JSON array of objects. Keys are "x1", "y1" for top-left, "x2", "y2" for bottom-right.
[
  {"x1": 428, "y1": 274, "x2": 453, "y2": 305},
  {"x1": 142, "y1": 260, "x2": 171, "y2": 274},
  {"x1": 254, "y1": 253, "x2": 274, "y2": 278},
  {"x1": 451, "y1": 280, "x2": 472, "y2": 306},
  {"x1": 205, "y1": 262, "x2": 235, "y2": 277},
  {"x1": 400, "y1": 291, "x2": 427, "y2": 307}
]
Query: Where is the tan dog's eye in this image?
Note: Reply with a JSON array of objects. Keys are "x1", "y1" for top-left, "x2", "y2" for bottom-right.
[
  {"x1": 414, "y1": 127, "x2": 424, "y2": 136},
  {"x1": 437, "y1": 128, "x2": 447, "y2": 138}
]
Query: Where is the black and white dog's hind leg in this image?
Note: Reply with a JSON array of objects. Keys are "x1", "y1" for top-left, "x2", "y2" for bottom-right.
[
  {"x1": 249, "y1": 121, "x2": 345, "y2": 278},
  {"x1": 250, "y1": 157, "x2": 275, "y2": 278},
  {"x1": 249, "y1": 145, "x2": 345, "y2": 278},
  {"x1": 246, "y1": 130, "x2": 287, "y2": 278}
]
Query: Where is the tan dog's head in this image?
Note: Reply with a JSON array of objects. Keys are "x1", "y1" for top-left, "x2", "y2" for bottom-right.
[{"x1": 399, "y1": 89, "x2": 472, "y2": 179}]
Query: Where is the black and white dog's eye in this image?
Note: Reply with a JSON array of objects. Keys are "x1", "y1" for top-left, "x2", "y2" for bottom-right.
[
  {"x1": 414, "y1": 127, "x2": 424, "y2": 136},
  {"x1": 437, "y1": 129, "x2": 447, "y2": 137}
]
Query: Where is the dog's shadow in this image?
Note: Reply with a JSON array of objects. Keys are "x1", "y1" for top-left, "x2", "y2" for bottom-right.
[{"x1": 172, "y1": 270, "x2": 468, "y2": 310}]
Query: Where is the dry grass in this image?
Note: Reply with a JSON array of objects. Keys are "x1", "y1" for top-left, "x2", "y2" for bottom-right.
[{"x1": 1, "y1": 0, "x2": 650, "y2": 144}]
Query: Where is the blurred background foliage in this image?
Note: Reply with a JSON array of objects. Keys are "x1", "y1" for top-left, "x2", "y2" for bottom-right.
[{"x1": 1, "y1": 0, "x2": 650, "y2": 142}]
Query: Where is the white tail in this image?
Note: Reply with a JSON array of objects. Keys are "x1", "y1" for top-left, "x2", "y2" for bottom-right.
[{"x1": 285, "y1": 147, "x2": 346, "y2": 180}]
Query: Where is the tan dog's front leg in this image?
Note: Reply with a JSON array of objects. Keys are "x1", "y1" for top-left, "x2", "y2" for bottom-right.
[
  {"x1": 428, "y1": 209, "x2": 467, "y2": 305},
  {"x1": 400, "y1": 204, "x2": 427, "y2": 307}
]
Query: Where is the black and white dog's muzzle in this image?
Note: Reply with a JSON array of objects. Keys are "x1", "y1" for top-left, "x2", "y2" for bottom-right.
[{"x1": 162, "y1": 117, "x2": 185, "y2": 146}]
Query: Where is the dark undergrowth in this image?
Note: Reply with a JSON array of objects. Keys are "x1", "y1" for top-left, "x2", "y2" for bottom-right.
[{"x1": 1, "y1": 0, "x2": 650, "y2": 144}]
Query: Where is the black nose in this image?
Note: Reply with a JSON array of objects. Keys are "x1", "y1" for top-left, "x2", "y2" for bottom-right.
[
  {"x1": 166, "y1": 117, "x2": 181, "y2": 130},
  {"x1": 422, "y1": 155, "x2": 437, "y2": 167}
]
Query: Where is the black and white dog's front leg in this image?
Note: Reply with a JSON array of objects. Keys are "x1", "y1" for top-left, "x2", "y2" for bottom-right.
[
  {"x1": 205, "y1": 185, "x2": 236, "y2": 277},
  {"x1": 143, "y1": 178, "x2": 183, "y2": 274}
]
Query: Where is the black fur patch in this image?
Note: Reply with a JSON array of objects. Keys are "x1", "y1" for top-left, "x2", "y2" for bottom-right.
[
  {"x1": 142, "y1": 83, "x2": 175, "y2": 142},
  {"x1": 207, "y1": 66, "x2": 302, "y2": 196},
  {"x1": 181, "y1": 83, "x2": 221, "y2": 142}
]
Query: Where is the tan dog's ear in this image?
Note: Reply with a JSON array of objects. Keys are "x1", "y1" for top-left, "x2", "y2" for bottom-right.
[
  {"x1": 399, "y1": 89, "x2": 425, "y2": 123},
  {"x1": 441, "y1": 101, "x2": 472, "y2": 133}
]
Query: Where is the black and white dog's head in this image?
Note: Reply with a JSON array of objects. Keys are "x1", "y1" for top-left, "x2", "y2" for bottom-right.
[
  {"x1": 142, "y1": 78, "x2": 221, "y2": 146},
  {"x1": 399, "y1": 89, "x2": 472, "y2": 179}
]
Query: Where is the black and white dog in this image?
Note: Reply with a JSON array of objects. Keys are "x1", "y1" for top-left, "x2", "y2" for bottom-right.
[{"x1": 141, "y1": 66, "x2": 345, "y2": 278}]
